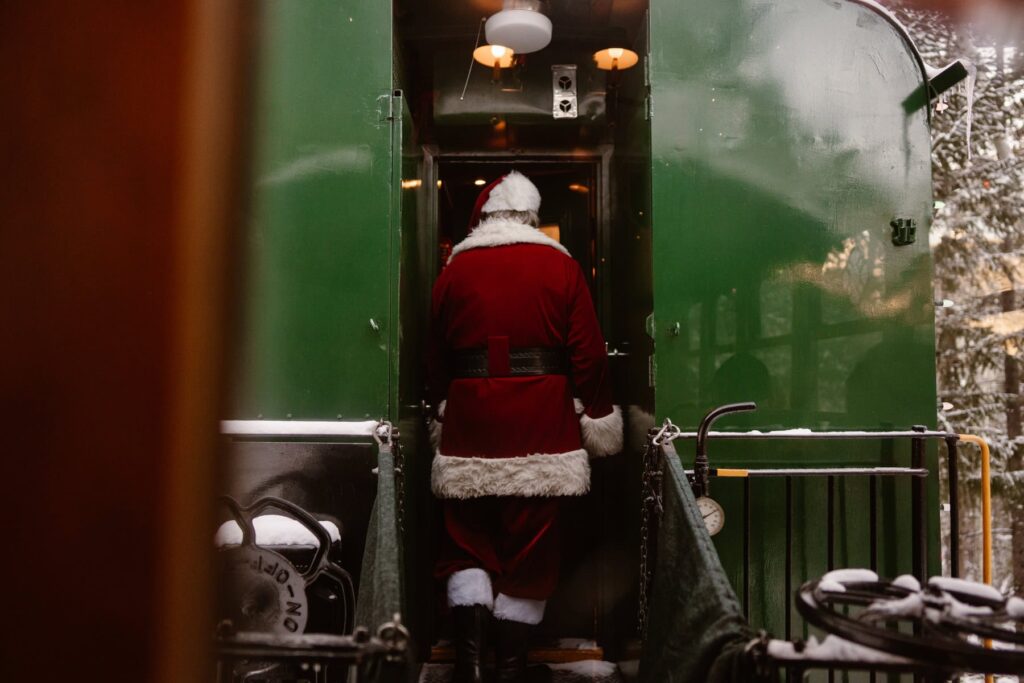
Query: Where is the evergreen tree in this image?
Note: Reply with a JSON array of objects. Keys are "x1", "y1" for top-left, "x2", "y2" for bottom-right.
[{"x1": 891, "y1": 2, "x2": 1024, "y2": 591}]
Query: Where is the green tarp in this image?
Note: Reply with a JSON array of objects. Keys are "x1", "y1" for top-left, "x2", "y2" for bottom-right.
[{"x1": 640, "y1": 443, "x2": 762, "y2": 682}]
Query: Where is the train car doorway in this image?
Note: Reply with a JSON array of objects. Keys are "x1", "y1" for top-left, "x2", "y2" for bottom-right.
[{"x1": 434, "y1": 155, "x2": 610, "y2": 325}]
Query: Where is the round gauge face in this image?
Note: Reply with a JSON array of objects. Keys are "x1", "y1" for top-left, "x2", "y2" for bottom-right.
[{"x1": 695, "y1": 496, "x2": 725, "y2": 536}]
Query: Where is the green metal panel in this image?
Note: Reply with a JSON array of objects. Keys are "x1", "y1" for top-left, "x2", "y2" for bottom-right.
[
  {"x1": 235, "y1": 0, "x2": 395, "y2": 420},
  {"x1": 648, "y1": 0, "x2": 939, "y2": 643}
]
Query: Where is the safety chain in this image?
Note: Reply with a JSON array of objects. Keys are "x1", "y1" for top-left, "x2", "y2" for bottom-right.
[
  {"x1": 637, "y1": 418, "x2": 682, "y2": 638},
  {"x1": 392, "y1": 430, "x2": 406, "y2": 536},
  {"x1": 374, "y1": 422, "x2": 406, "y2": 537}
]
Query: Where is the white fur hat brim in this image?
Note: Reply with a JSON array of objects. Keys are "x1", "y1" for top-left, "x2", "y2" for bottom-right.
[{"x1": 480, "y1": 170, "x2": 541, "y2": 214}]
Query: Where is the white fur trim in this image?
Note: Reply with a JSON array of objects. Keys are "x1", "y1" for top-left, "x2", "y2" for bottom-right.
[
  {"x1": 480, "y1": 170, "x2": 541, "y2": 214},
  {"x1": 580, "y1": 405, "x2": 623, "y2": 458},
  {"x1": 494, "y1": 593, "x2": 545, "y2": 625},
  {"x1": 431, "y1": 450, "x2": 590, "y2": 499},
  {"x1": 447, "y1": 568, "x2": 494, "y2": 609},
  {"x1": 449, "y1": 220, "x2": 570, "y2": 263}
]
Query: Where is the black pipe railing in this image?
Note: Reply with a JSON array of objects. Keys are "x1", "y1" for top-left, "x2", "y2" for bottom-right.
[{"x1": 668, "y1": 404, "x2": 964, "y2": 681}]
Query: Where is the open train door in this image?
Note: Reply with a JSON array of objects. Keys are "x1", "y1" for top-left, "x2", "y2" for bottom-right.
[
  {"x1": 642, "y1": 0, "x2": 941, "y2": 678},
  {"x1": 222, "y1": 0, "x2": 423, "y2": 673}
]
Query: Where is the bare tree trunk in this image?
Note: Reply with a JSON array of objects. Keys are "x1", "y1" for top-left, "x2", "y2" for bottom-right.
[
  {"x1": 1004, "y1": 288, "x2": 1022, "y2": 440},
  {"x1": 1004, "y1": 286, "x2": 1023, "y2": 592}
]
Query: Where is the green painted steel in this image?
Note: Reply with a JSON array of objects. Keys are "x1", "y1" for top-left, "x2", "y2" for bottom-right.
[
  {"x1": 648, "y1": 0, "x2": 940, "y2": 641},
  {"x1": 235, "y1": 0, "x2": 395, "y2": 420}
]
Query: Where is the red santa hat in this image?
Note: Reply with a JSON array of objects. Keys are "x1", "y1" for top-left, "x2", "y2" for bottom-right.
[{"x1": 467, "y1": 170, "x2": 542, "y2": 230}]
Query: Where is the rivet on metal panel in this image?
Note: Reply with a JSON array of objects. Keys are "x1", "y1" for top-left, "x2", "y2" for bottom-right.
[{"x1": 369, "y1": 318, "x2": 381, "y2": 332}]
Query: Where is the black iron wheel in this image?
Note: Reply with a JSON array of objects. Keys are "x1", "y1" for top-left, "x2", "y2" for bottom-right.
[{"x1": 795, "y1": 576, "x2": 1024, "y2": 675}]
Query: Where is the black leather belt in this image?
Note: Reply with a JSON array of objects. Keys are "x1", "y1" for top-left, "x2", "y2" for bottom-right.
[{"x1": 450, "y1": 347, "x2": 569, "y2": 378}]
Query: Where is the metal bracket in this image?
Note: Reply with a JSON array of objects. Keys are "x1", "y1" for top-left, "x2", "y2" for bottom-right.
[
  {"x1": 551, "y1": 64, "x2": 578, "y2": 119},
  {"x1": 890, "y1": 217, "x2": 917, "y2": 246}
]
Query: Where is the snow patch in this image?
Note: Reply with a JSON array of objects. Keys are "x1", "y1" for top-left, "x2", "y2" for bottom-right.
[
  {"x1": 822, "y1": 568, "x2": 879, "y2": 584},
  {"x1": 215, "y1": 515, "x2": 340, "y2": 547},
  {"x1": 767, "y1": 636, "x2": 911, "y2": 664},
  {"x1": 862, "y1": 593, "x2": 925, "y2": 621},
  {"x1": 891, "y1": 574, "x2": 921, "y2": 592},
  {"x1": 946, "y1": 595, "x2": 994, "y2": 619},
  {"x1": 1005, "y1": 596, "x2": 1024, "y2": 619},
  {"x1": 817, "y1": 579, "x2": 847, "y2": 593},
  {"x1": 555, "y1": 639, "x2": 599, "y2": 650},
  {"x1": 927, "y1": 576, "x2": 1002, "y2": 602},
  {"x1": 549, "y1": 660, "x2": 619, "y2": 677}
]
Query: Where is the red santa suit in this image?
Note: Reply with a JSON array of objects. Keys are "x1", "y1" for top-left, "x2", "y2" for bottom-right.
[{"x1": 427, "y1": 171, "x2": 622, "y2": 625}]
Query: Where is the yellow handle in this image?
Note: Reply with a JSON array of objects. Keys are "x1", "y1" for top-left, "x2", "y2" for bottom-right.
[
  {"x1": 715, "y1": 468, "x2": 749, "y2": 477},
  {"x1": 957, "y1": 433, "x2": 993, "y2": 681},
  {"x1": 957, "y1": 435, "x2": 992, "y2": 586}
]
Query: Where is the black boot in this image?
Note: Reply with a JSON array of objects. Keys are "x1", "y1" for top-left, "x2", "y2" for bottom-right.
[
  {"x1": 451, "y1": 605, "x2": 489, "y2": 683},
  {"x1": 494, "y1": 618, "x2": 531, "y2": 683}
]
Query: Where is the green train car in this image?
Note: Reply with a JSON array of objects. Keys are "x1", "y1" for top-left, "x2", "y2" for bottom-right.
[{"x1": 216, "y1": 0, "x2": 976, "y2": 680}]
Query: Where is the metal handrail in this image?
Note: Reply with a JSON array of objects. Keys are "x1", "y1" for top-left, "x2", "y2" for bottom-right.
[
  {"x1": 957, "y1": 435, "x2": 993, "y2": 588},
  {"x1": 220, "y1": 419, "x2": 379, "y2": 438},
  {"x1": 957, "y1": 433, "x2": 995, "y2": 683}
]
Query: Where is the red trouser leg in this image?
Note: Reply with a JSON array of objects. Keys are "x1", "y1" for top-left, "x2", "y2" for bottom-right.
[{"x1": 436, "y1": 497, "x2": 561, "y2": 601}]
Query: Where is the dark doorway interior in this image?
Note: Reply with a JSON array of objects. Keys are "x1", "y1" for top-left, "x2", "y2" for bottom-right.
[{"x1": 437, "y1": 159, "x2": 601, "y2": 296}]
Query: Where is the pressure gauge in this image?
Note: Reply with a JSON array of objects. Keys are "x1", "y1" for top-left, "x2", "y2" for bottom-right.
[{"x1": 695, "y1": 496, "x2": 725, "y2": 536}]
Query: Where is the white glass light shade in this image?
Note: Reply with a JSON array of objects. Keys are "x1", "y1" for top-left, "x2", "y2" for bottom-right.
[
  {"x1": 485, "y1": 9, "x2": 552, "y2": 54},
  {"x1": 473, "y1": 44, "x2": 515, "y2": 68},
  {"x1": 593, "y1": 47, "x2": 639, "y2": 71}
]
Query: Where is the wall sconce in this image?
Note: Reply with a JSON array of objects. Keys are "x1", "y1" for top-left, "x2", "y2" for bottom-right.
[
  {"x1": 473, "y1": 44, "x2": 515, "y2": 81},
  {"x1": 593, "y1": 47, "x2": 639, "y2": 72}
]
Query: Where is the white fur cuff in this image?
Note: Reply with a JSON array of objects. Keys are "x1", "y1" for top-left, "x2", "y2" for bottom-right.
[
  {"x1": 494, "y1": 593, "x2": 545, "y2": 625},
  {"x1": 580, "y1": 405, "x2": 623, "y2": 457},
  {"x1": 447, "y1": 568, "x2": 494, "y2": 609},
  {"x1": 431, "y1": 450, "x2": 590, "y2": 499}
]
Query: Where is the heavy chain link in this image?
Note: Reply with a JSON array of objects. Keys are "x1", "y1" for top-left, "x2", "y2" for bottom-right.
[
  {"x1": 392, "y1": 431, "x2": 405, "y2": 536},
  {"x1": 637, "y1": 418, "x2": 681, "y2": 638},
  {"x1": 374, "y1": 421, "x2": 405, "y2": 537},
  {"x1": 637, "y1": 434, "x2": 662, "y2": 637}
]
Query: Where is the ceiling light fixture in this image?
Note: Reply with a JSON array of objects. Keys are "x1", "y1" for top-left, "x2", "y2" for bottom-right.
[
  {"x1": 593, "y1": 46, "x2": 639, "y2": 71},
  {"x1": 485, "y1": 0, "x2": 552, "y2": 55},
  {"x1": 474, "y1": 178, "x2": 487, "y2": 186}
]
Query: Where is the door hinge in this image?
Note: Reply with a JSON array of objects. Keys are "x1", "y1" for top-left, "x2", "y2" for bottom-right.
[{"x1": 648, "y1": 354, "x2": 657, "y2": 389}]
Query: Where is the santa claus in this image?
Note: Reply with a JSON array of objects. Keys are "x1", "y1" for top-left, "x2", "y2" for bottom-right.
[{"x1": 427, "y1": 171, "x2": 622, "y2": 683}]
